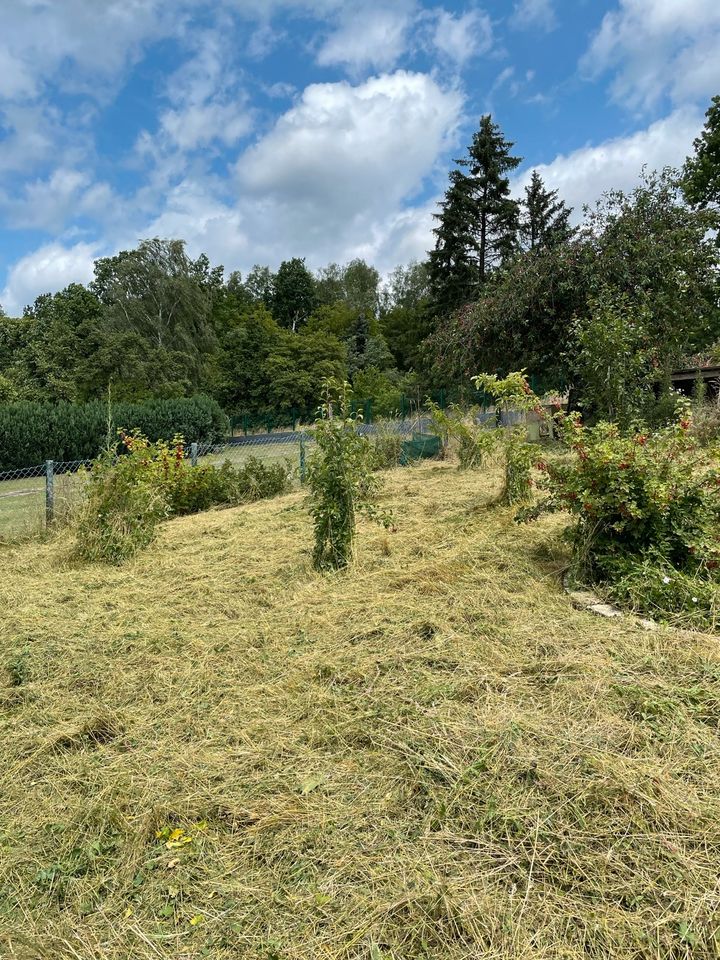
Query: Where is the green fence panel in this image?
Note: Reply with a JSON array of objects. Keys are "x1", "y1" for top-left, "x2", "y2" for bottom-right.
[{"x1": 399, "y1": 433, "x2": 442, "y2": 465}]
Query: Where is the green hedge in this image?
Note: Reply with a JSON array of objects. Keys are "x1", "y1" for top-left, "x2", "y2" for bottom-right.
[{"x1": 0, "y1": 396, "x2": 229, "y2": 472}]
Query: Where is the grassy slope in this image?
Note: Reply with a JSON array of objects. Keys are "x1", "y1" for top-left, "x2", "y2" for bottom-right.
[{"x1": 1, "y1": 462, "x2": 720, "y2": 959}]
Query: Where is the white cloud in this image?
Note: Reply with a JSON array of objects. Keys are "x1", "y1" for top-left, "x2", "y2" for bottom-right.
[
  {"x1": 316, "y1": 4, "x2": 417, "y2": 71},
  {"x1": 142, "y1": 179, "x2": 250, "y2": 270},
  {"x1": 1, "y1": 242, "x2": 98, "y2": 315},
  {"x1": 514, "y1": 108, "x2": 702, "y2": 217},
  {"x1": 431, "y1": 8, "x2": 494, "y2": 64},
  {"x1": 238, "y1": 71, "x2": 461, "y2": 231},
  {"x1": 160, "y1": 102, "x2": 253, "y2": 152},
  {"x1": 0, "y1": 1, "x2": 184, "y2": 105},
  {"x1": 145, "y1": 70, "x2": 462, "y2": 274},
  {"x1": 510, "y1": 0, "x2": 556, "y2": 32},
  {"x1": 155, "y1": 29, "x2": 254, "y2": 152},
  {"x1": 582, "y1": 0, "x2": 720, "y2": 110}
]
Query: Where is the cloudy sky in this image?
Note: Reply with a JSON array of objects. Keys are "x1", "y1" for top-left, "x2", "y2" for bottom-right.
[{"x1": 0, "y1": 0, "x2": 718, "y2": 313}]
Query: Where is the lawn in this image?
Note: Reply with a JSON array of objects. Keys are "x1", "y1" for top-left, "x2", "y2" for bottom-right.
[
  {"x1": 1, "y1": 462, "x2": 720, "y2": 959},
  {"x1": 0, "y1": 476, "x2": 46, "y2": 539}
]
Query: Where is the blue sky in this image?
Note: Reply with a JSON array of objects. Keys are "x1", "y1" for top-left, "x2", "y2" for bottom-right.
[{"x1": 0, "y1": 0, "x2": 718, "y2": 313}]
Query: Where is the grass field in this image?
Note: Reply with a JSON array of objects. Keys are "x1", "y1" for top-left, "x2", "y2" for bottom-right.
[
  {"x1": 2, "y1": 462, "x2": 720, "y2": 959},
  {"x1": 0, "y1": 476, "x2": 48, "y2": 539}
]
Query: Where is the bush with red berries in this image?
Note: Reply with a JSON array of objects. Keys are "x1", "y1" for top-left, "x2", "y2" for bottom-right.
[{"x1": 531, "y1": 404, "x2": 720, "y2": 626}]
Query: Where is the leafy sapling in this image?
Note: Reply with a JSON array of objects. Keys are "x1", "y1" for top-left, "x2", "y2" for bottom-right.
[{"x1": 307, "y1": 379, "x2": 393, "y2": 571}]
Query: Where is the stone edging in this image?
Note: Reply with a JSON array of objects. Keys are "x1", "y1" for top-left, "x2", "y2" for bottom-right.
[{"x1": 562, "y1": 574, "x2": 657, "y2": 631}]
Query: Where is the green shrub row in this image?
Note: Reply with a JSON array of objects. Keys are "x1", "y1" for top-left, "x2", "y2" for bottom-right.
[
  {"x1": 0, "y1": 396, "x2": 228, "y2": 471},
  {"x1": 72, "y1": 432, "x2": 292, "y2": 564}
]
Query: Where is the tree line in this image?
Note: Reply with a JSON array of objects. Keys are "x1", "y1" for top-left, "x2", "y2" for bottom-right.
[{"x1": 1, "y1": 94, "x2": 719, "y2": 425}]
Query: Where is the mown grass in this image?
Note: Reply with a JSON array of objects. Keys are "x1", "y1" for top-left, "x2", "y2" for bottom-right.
[{"x1": 1, "y1": 462, "x2": 720, "y2": 959}]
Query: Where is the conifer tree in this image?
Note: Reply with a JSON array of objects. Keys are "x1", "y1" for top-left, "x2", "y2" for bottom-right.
[
  {"x1": 520, "y1": 170, "x2": 575, "y2": 250},
  {"x1": 429, "y1": 115, "x2": 522, "y2": 314}
]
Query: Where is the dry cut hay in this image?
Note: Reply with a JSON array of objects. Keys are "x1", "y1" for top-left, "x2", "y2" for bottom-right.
[{"x1": 1, "y1": 462, "x2": 720, "y2": 959}]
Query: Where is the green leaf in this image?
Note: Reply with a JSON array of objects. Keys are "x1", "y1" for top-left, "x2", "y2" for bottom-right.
[{"x1": 300, "y1": 774, "x2": 325, "y2": 795}]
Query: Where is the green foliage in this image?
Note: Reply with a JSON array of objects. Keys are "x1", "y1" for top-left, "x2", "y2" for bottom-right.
[
  {"x1": 429, "y1": 114, "x2": 522, "y2": 314},
  {"x1": 690, "y1": 398, "x2": 720, "y2": 446},
  {"x1": 91, "y1": 239, "x2": 221, "y2": 393},
  {"x1": 502, "y1": 427, "x2": 537, "y2": 505},
  {"x1": 19, "y1": 284, "x2": 106, "y2": 401},
  {"x1": 370, "y1": 421, "x2": 404, "y2": 470},
  {"x1": 473, "y1": 371, "x2": 543, "y2": 505},
  {"x1": 431, "y1": 170, "x2": 720, "y2": 403},
  {"x1": 352, "y1": 367, "x2": 402, "y2": 419},
  {"x1": 580, "y1": 170, "x2": 720, "y2": 371},
  {"x1": 306, "y1": 380, "x2": 392, "y2": 571},
  {"x1": 271, "y1": 258, "x2": 317, "y2": 330},
  {"x1": 683, "y1": 94, "x2": 720, "y2": 217},
  {"x1": 430, "y1": 241, "x2": 584, "y2": 387},
  {"x1": 263, "y1": 329, "x2": 347, "y2": 412},
  {"x1": 73, "y1": 432, "x2": 291, "y2": 564},
  {"x1": 315, "y1": 259, "x2": 380, "y2": 317},
  {"x1": 167, "y1": 456, "x2": 291, "y2": 515},
  {"x1": 72, "y1": 433, "x2": 172, "y2": 565},
  {"x1": 535, "y1": 408, "x2": 720, "y2": 625},
  {"x1": 520, "y1": 170, "x2": 575, "y2": 251},
  {"x1": 571, "y1": 292, "x2": 657, "y2": 426},
  {"x1": 0, "y1": 395, "x2": 227, "y2": 471},
  {"x1": 379, "y1": 261, "x2": 432, "y2": 373},
  {"x1": 427, "y1": 402, "x2": 494, "y2": 469}
]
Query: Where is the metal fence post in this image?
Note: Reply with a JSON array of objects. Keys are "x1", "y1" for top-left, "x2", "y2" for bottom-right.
[
  {"x1": 190, "y1": 442, "x2": 198, "y2": 467},
  {"x1": 45, "y1": 460, "x2": 55, "y2": 526},
  {"x1": 299, "y1": 434, "x2": 307, "y2": 484}
]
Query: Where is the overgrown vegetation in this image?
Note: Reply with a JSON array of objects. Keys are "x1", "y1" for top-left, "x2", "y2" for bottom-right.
[
  {"x1": 529, "y1": 407, "x2": 720, "y2": 628},
  {"x1": 427, "y1": 401, "x2": 495, "y2": 469},
  {"x1": 306, "y1": 380, "x2": 392, "y2": 571},
  {"x1": 72, "y1": 431, "x2": 290, "y2": 564},
  {"x1": 473, "y1": 371, "x2": 542, "y2": 505}
]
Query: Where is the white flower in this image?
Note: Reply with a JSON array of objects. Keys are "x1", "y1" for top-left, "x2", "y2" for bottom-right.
[
  {"x1": 692, "y1": 597, "x2": 699, "y2": 603},
  {"x1": 662, "y1": 576, "x2": 671, "y2": 584}
]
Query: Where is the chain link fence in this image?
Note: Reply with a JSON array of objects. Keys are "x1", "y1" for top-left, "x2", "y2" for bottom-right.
[{"x1": 0, "y1": 418, "x2": 438, "y2": 541}]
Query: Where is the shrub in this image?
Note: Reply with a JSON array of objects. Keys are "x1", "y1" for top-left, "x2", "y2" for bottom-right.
[
  {"x1": 72, "y1": 433, "x2": 292, "y2": 563},
  {"x1": 532, "y1": 407, "x2": 720, "y2": 625},
  {"x1": 215, "y1": 456, "x2": 291, "y2": 505},
  {"x1": 371, "y1": 420, "x2": 404, "y2": 470},
  {"x1": 427, "y1": 402, "x2": 494, "y2": 469},
  {"x1": 473, "y1": 371, "x2": 543, "y2": 505},
  {"x1": 0, "y1": 395, "x2": 228, "y2": 471},
  {"x1": 307, "y1": 380, "x2": 393, "y2": 571},
  {"x1": 71, "y1": 434, "x2": 171, "y2": 564},
  {"x1": 690, "y1": 397, "x2": 720, "y2": 446}
]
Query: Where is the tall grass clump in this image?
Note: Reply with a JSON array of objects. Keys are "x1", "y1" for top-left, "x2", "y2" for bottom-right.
[{"x1": 427, "y1": 402, "x2": 494, "y2": 469}]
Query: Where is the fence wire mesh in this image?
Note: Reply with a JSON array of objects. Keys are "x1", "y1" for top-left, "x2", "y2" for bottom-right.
[{"x1": 0, "y1": 419, "x2": 435, "y2": 541}]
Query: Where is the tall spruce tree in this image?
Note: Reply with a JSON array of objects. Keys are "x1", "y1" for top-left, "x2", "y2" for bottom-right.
[
  {"x1": 520, "y1": 170, "x2": 575, "y2": 250},
  {"x1": 429, "y1": 115, "x2": 522, "y2": 314}
]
